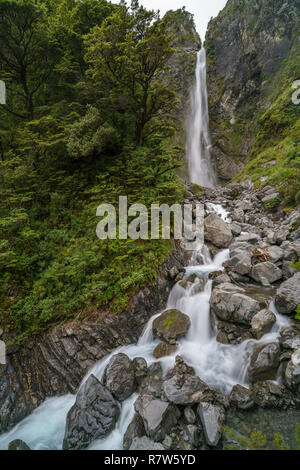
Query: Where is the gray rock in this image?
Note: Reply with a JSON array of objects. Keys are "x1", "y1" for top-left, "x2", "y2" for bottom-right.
[
  {"x1": 236, "y1": 233, "x2": 261, "y2": 244},
  {"x1": 184, "y1": 407, "x2": 196, "y2": 424},
  {"x1": 8, "y1": 439, "x2": 31, "y2": 450},
  {"x1": 197, "y1": 402, "x2": 225, "y2": 447},
  {"x1": 250, "y1": 261, "x2": 282, "y2": 286},
  {"x1": 103, "y1": 353, "x2": 136, "y2": 401},
  {"x1": 123, "y1": 413, "x2": 145, "y2": 450},
  {"x1": 63, "y1": 374, "x2": 119, "y2": 450},
  {"x1": 229, "y1": 384, "x2": 254, "y2": 410},
  {"x1": 183, "y1": 424, "x2": 200, "y2": 447},
  {"x1": 250, "y1": 381, "x2": 293, "y2": 409},
  {"x1": 275, "y1": 273, "x2": 300, "y2": 315},
  {"x1": 248, "y1": 343, "x2": 280, "y2": 383},
  {"x1": 251, "y1": 309, "x2": 276, "y2": 339},
  {"x1": 230, "y1": 223, "x2": 242, "y2": 236},
  {"x1": 275, "y1": 228, "x2": 289, "y2": 244},
  {"x1": 134, "y1": 394, "x2": 180, "y2": 441},
  {"x1": 129, "y1": 436, "x2": 165, "y2": 450},
  {"x1": 210, "y1": 283, "x2": 261, "y2": 326},
  {"x1": 152, "y1": 309, "x2": 190, "y2": 345},
  {"x1": 280, "y1": 327, "x2": 300, "y2": 350},
  {"x1": 231, "y1": 208, "x2": 245, "y2": 223},
  {"x1": 132, "y1": 357, "x2": 148, "y2": 385},
  {"x1": 267, "y1": 245, "x2": 284, "y2": 263},
  {"x1": 163, "y1": 374, "x2": 208, "y2": 405},
  {"x1": 204, "y1": 213, "x2": 233, "y2": 248},
  {"x1": 223, "y1": 252, "x2": 252, "y2": 275}
]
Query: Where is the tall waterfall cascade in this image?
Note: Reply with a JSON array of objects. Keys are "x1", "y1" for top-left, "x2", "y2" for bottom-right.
[{"x1": 186, "y1": 47, "x2": 216, "y2": 188}]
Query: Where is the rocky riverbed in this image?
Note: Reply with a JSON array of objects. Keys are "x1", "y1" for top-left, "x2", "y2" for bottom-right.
[{"x1": 1, "y1": 180, "x2": 300, "y2": 450}]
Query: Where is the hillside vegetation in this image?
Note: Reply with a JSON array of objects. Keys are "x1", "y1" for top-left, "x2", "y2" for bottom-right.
[{"x1": 0, "y1": 0, "x2": 200, "y2": 342}]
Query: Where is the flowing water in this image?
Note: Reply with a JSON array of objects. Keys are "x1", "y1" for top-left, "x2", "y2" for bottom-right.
[
  {"x1": 0, "y1": 204, "x2": 290, "y2": 451},
  {"x1": 186, "y1": 47, "x2": 216, "y2": 188}
]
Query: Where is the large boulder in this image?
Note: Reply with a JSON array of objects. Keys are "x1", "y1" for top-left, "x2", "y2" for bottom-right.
[
  {"x1": 197, "y1": 402, "x2": 225, "y2": 447},
  {"x1": 210, "y1": 283, "x2": 261, "y2": 326},
  {"x1": 275, "y1": 273, "x2": 300, "y2": 315},
  {"x1": 248, "y1": 343, "x2": 280, "y2": 383},
  {"x1": 103, "y1": 353, "x2": 136, "y2": 401},
  {"x1": 152, "y1": 309, "x2": 190, "y2": 345},
  {"x1": 250, "y1": 309, "x2": 276, "y2": 340},
  {"x1": 63, "y1": 374, "x2": 120, "y2": 450},
  {"x1": 204, "y1": 213, "x2": 233, "y2": 248},
  {"x1": 223, "y1": 252, "x2": 252, "y2": 276},
  {"x1": 250, "y1": 262, "x2": 282, "y2": 286},
  {"x1": 229, "y1": 384, "x2": 254, "y2": 410},
  {"x1": 134, "y1": 394, "x2": 180, "y2": 442}
]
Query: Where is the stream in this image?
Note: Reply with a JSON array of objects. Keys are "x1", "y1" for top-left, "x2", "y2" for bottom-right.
[{"x1": 0, "y1": 204, "x2": 291, "y2": 450}]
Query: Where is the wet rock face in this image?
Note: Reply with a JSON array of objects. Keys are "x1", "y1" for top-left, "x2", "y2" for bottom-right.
[
  {"x1": 210, "y1": 283, "x2": 261, "y2": 326},
  {"x1": 63, "y1": 375, "x2": 120, "y2": 450},
  {"x1": 152, "y1": 309, "x2": 190, "y2": 345},
  {"x1": 103, "y1": 353, "x2": 136, "y2": 401},
  {"x1": 248, "y1": 342, "x2": 280, "y2": 383},
  {"x1": 204, "y1": 213, "x2": 233, "y2": 248},
  {"x1": 275, "y1": 273, "x2": 300, "y2": 315}
]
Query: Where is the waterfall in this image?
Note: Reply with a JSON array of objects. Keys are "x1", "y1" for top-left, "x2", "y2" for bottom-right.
[{"x1": 186, "y1": 47, "x2": 216, "y2": 188}]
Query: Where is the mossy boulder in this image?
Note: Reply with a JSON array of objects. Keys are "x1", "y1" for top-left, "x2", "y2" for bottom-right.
[{"x1": 152, "y1": 309, "x2": 190, "y2": 345}]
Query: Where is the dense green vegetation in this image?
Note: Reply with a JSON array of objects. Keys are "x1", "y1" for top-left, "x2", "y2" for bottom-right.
[{"x1": 0, "y1": 0, "x2": 186, "y2": 342}]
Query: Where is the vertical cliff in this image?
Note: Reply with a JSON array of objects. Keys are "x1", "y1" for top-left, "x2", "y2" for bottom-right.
[{"x1": 206, "y1": 0, "x2": 300, "y2": 197}]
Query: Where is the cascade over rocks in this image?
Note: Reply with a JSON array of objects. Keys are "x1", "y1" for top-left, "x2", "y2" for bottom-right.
[{"x1": 63, "y1": 374, "x2": 120, "y2": 450}]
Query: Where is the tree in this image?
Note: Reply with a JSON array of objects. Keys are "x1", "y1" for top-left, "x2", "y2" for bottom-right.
[
  {"x1": 0, "y1": 0, "x2": 57, "y2": 119},
  {"x1": 84, "y1": 0, "x2": 176, "y2": 146}
]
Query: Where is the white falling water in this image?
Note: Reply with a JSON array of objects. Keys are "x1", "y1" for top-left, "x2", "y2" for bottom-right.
[
  {"x1": 0, "y1": 204, "x2": 290, "y2": 451},
  {"x1": 186, "y1": 47, "x2": 216, "y2": 188}
]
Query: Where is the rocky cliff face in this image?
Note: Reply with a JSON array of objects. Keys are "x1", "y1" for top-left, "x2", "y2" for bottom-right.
[{"x1": 205, "y1": 0, "x2": 300, "y2": 183}]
